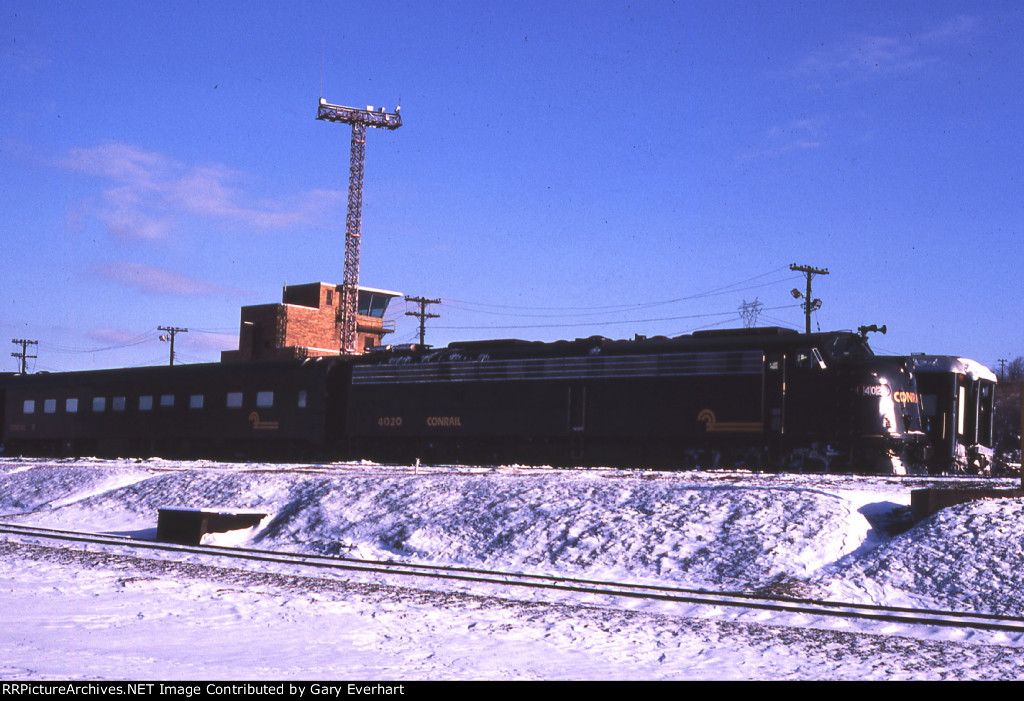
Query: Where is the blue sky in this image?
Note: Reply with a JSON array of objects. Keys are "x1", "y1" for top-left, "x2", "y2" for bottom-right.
[{"x1": 2, "y1": 1, "x2": 1021, "y2": 372}]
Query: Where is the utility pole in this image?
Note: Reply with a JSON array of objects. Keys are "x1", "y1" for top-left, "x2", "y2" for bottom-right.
[
  {"x1": 404, "y1": 296, "x2": 441, "y2": 346},
  {"x1": 11, "y1": 338, "x2": 37, "y2": 374},
  {"x1": 316, "y1": 97, "x2": 402, "y2": 354},
  {"x1": 998, "y1": 358, "x2": 1008, "y2": 379},
  {"x1": 789, "y1": 263, "x2": 829, "y2": 334},
  {"x1": 158, "y1": 326, "x2": 188, "y2": 366}
]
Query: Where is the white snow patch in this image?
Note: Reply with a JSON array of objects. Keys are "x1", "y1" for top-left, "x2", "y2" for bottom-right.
[{"x1": 1, "y1": 458, "x2": 1022, "y2": 680}]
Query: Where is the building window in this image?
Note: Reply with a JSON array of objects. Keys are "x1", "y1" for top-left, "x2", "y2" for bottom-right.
[
  {"x1": 160, "y1": 394, "x2": 174, "y2": 408},
  {"x1": 44, "y1": 399, "x2": 57, "y2": 414},
  {"x1": 93, "y1": 397, "x2": 106, "y2": 412},
  {"x1": 326, "y1": 290, "x2": 334, "y2": 306},
  {"x1": 139, "y1": 396, "x2": 153, "y2": 411},
  {"x1": 189, "y1": 394, "x2": 204, "y2": 409},
  {"x1": 256, "y1": 391, "x2": 274, "y2": 408},
  {"x1": 227, "y1": 392, "x2": 244, "y2": 408},
  {"x1": 23, "y1": 400, "x2": 35, "y2": 414},
  {"x1": 66, "y1": 398, "x2": 79, "y2": 413}
]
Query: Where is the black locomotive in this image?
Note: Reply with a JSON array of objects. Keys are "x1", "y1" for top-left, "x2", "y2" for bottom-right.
[{"x1": 0, "y1": 327, "x2": 997, "y2": 474}]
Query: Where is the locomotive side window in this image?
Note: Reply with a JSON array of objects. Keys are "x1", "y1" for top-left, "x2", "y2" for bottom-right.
[
  {"x1": 66, "y1": 398, "x2": 78, "y2": 413},
  {"x1": 93, "y1": 397, "x2": 106, "y2": 412},
  {"x1": 257, "y1": 391, "x2": 274, "y2": 408},
  {"x1": 957, "y1": 386, "x2": 966, "y2": 437},
  {"x1": 189, "y1": 394, "x2": 204, "y2": 409},
  {"x1": 227, "y1": 392, "x2": 243, "y2": 408},
  {"x1": 44, "y1": 399, "x2": 56, "y2": 414},
  {"x1": 298, "y1": 390, "x2": 307, "y2": 408},
  {"x1": 23, "y1": 400, "x2": 35, "y2": 414},
  {"x1": 921, "y1": 394, "x2": 938, "y2": 417},
  {"x1": 112, "y1": 396, "x2": 126, "y2": 412},
  {"x1": 139, "y1": 396, "x2": 153, "y2": 411},
  {"x1": 160, "y1": 394, "x2": 174, "y2": 408}
]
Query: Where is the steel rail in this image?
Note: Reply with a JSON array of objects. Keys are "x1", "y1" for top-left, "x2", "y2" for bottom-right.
[{"x1": 2, "y1": 522, "x2": 1023, "y2": 636}]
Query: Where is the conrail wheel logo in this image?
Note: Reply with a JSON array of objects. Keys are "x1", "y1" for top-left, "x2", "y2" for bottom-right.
[
  {"x1": 697, "y1": 409, "x2": 762, "y2": 433},
  {"x1": 248, "y1": 411, "x2": 279, "y2": 431}
]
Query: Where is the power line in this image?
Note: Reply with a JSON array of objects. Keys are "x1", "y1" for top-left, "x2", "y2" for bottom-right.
[
  {"x1": 42, "y1": 331, "x2": 158, "y2": 354},
  {"x1": 434, "y1": 303, "x2": 803, "y2": 331},
  {"x1": 442, "y1": 266, "x2": 796, "y2": 315}
]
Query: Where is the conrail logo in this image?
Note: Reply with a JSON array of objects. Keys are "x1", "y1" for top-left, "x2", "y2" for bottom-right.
[
  {"x1": 427, "y1": 416, "x2": 462, "y2": 427},
  {"x1": 248, "y1": 411, "x2": 279, "y2": 430}
]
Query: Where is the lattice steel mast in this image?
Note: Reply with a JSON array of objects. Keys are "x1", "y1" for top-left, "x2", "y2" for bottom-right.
[{"x1": 316, "y1": 98, "x2": 402, "y2": 353}]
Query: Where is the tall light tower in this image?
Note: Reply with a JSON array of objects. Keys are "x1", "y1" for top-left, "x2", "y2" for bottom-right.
[{"x1": 317, "y1": 97, "x2": 402, "y2": 354}]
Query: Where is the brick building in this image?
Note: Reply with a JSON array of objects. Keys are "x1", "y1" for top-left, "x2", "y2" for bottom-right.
[{"x1": 221, "y1": 282, "x2": 401, "y2": 362}]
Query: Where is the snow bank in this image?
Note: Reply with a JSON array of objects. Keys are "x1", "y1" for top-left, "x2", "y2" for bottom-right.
[
  {"x1": 2, "y1": 459, "x2": 1022, "y2": 615},
  {"x1": 821, "y1": 496, "x2": 1024, "y2": 614}
]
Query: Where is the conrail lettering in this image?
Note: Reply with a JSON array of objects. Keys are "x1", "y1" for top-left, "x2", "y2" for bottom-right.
[
  {"x1": 426, "y1": 416, "x2": 462, "y2": 427},
  {"x1": 893, "y1": 390, "x2": 919, "y2": 404}
]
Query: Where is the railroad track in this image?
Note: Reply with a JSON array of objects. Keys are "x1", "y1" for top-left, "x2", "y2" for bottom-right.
[{"x1": 2, "y1": 521, "x2": 1023, "y2": 638}]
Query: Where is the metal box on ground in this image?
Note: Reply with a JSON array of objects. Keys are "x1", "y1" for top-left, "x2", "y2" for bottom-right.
[{"x1": 157, "y1": 507, "x2": 268, "y2": 546}]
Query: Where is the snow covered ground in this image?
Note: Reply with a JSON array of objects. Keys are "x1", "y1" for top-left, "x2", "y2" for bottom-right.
[{"x1": 1, "y1": 458, "x2": 1023, "y2": 680}]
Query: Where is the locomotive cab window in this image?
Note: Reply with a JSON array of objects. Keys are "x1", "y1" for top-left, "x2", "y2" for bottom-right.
[
  {"x1": 824, "y1": 336, "x2": 873, "y2": 363},
  {"x1": 794, "y1": 348, "x2": 826, "y2": 370}
]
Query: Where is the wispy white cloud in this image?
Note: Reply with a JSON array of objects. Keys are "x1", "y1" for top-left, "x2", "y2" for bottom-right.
[
  {"x1": 744, "y1": 119, "x2": 824, "y2": 160},
  {"x1": 61, "y1": 143, "x2": 344, "y2": 240},
  {"x1": 796, "y1": 14, "x2": 980, "y2": 82},
  {"x1": 93, "y1": 262, "x2": 244, "y2": 297}
]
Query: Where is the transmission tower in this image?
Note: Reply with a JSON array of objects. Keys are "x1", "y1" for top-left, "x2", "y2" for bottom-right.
[
  {"x1": 738, "y1": 298, "x2": 763, "y2": 328},
  {"x1": 317, "y1": 97, "x2": 403, "y2": 354}
]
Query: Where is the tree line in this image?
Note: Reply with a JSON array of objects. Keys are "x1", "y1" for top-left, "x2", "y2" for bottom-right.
[{"x1": 1002, "y1": 357, "x2": 1024, "y2": 381}]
